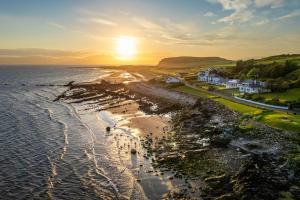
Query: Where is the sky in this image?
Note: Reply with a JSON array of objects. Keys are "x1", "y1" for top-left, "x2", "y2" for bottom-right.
[{"x1": 0, "y1": 0, "x2": 300, "y2": 65}]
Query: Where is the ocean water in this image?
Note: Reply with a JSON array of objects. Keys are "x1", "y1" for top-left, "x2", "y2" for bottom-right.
[{"x1": 0, "y1": 67, "x2": 166, "y2": 200}]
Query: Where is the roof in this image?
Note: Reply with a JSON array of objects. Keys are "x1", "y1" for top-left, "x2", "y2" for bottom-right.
[
  {"x1": 166, "y1": 76, "x2": 180, "y2": 80},
  {"x1": 240, "y1": 83, "x2": 262, "y2": 88},
  {"x1": 228, "y1": 79, "x2": 239, "y2": 83}
]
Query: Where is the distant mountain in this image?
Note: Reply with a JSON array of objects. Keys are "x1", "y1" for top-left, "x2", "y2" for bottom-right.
[{"x1": 158, "y1": 56, "x2": 233, "y2": 68}]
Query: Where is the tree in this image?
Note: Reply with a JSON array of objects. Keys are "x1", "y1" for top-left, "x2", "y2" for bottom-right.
[{"x1": 247, "y1": 67, "x2": 260, "y2": 79}]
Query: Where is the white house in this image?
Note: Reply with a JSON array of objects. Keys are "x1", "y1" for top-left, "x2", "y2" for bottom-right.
[
  {"x1": 207, "y1": 75, "x2": 226, "y2": 85},
  {"x1": 197, "y1": 68, "x2": 213, "y2": 82},
  {"x1": 239, "y1": 80, "x2": 270, "y2": 94},
  {"x1": 197, "y1": 68, "x2": 225, "y2": 85},
  {"x1": 165, "y1": 76, "x2": 181, "y2": 84},
  {"x1": 226, "y1": 79, "x2": 240, "y2": 88}
]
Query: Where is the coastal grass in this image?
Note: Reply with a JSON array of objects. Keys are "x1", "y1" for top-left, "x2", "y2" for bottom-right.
[
  {"x1": 252, "y1": 88, "x2": 300, "y2": 102},
  {"x1": 176, "y1": 85, "x2": 300, "y2": 132},
  {"x1": 257, "y1": 111, "x2": 300, "y2": 133},
  {"x1": 174, "y1": 85, "x2": 263, "y2": 114},
  {"x1": 173, "y1": 85, "x2": 215, "y2": 98},
  {"x1": 215, "y1": 99, "x2": 300, "y2": 132},
  {"x1": 214, "y1": 98, "x2": 263, "y2": 115}
]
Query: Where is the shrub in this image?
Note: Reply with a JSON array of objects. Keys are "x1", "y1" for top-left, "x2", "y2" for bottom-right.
[
  {"x1": 252, "y1": 96, "x2": 264, "y2": 101},
  {"x1": 207, "y1": 85, "x2": 216, "y2": 91},
  {"x1": 272, "y1": 97, "x2": 279, "y2": 102}
]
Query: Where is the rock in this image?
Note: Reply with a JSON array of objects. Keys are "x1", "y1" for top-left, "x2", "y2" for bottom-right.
[
  {"x1": 131, "y1": 148, "x2": 137, "y2": 154},
  {"x1": 205, "y1": 174, "x2": 229, "y2": 187},
  {"x1": 106, "y1": 126, "x2": 111, "y2": 132},
  {"x1": 210, "y1": 135, "x2": 231, "y2": 148},
  {"x1": 290, "y1": 185, "x2": 300, "y2": 198},
  {"x1": 215, "y1": 193, "x2": 237, "y2": 200}
]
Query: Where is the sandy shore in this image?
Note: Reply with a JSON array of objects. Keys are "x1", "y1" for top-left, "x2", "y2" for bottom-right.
[
  {"x1": 123, "y1": 115, "x2": 171, "y2": 138},
  {"x1": 55, "y1": 70, "x2": 300, "y2": 199},
  {"x1": 56, "y1": 70, "x2": 192, "y2": 198}
]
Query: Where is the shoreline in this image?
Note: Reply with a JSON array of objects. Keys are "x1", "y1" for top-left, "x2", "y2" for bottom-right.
[
  {"x1": 55, "y1": 70, "x2": 300, "y2": 199},
  {"x1": 56, "y1": 71, "x2": 184, "y2": 199}
]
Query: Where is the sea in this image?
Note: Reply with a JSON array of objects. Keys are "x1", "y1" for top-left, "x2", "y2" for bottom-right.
[{"x1": 0, "y1": 66, "x2": 168, "y2": 200}]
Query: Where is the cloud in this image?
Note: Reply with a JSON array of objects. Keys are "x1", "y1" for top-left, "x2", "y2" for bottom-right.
[
  {"x1": 210, "y1": 0, "x2": 252, "y2": 10},
  {"x1": 86, "y1": 17, "x2": 117, "y2": 26},
  {"x1": 276, "y1": 9, "x2": 300, "y2": 20},
  {"x1": 204, "y1": 12, "x2": 216, "y2": 17},
  {"x1": 0, "y1": 48, "x2": 91, "y2": 58},
  {"x1": 207, "y1": 0, "x2": 286, "y2": 25},
  {"x1": 0, "y1": 48, "x2": 120, "y2": 65},
  {"x1": 208, "y1": 0, "x2": 253, "y2": 24},
  {"x1": 218, "y1": 10, "x2": 253, "y2": 24},
  {"x1": 131, "y1": 16, "x2": 196, "y2": 42},
  {"x1": 77, "y1": 8, "x2": 117, "y2": 27},
  {"x1": 254, "y1": 0, "x2": 283, "y2": 8},
  {"x1": 255, "y1": 18, "x2": 269, "y2": 25},
  {"x1": 48, "y1": 22, "x2": 65, "y2": 29},
  {"x1": 132, "y1": 17, "x2": 162, "y2": 30}
]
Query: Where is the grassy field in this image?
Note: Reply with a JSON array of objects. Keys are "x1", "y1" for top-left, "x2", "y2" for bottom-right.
[
  {"x1": 173, "y1": 85, "x2": 300, "y2": 132},
  {"x1": 173, "y1": 85, "x2": 215, "y2": 98},
  {"x1": 256, "y1": 55, "x2": 300, "y2": 65},
  {"x1": 187, "y1": 80, "x2": 226, "y2": 90},
  {"x1": 214, "y1": 98, "x2": 263, "y2": 115},
  {"x1": 257, "y1": 111, "x2": 300, "y2": 133},
  {"x1": 252, "y1": 88, "x2": 300, "y2": 102}
]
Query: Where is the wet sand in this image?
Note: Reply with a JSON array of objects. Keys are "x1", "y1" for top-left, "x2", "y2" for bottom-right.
[
  {"x1": 55, "y1": 71, "x2": 188, "y2": 199},
  {"x1": 55, "y1": 70, "x2": 300, "y2": 199},
  {"x1": 123, "y1": 115, "x2": 171, "y2": 138}
]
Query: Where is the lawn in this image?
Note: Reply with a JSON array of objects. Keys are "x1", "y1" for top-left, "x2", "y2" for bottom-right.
[
  {"x1": 174, "y1": 85, "x2": 262, "y2": 114},
  {"x1": 218, "y1": 88, "x2": 239, "y2": 96},
  {"x1": 257, "y1": 111, "x2": 300, "y2": 133},
  {"x1": 214, "y1": 98, "x2": 263, "y2": 115},
  {"x1": 173, "y1": 85, "x2": 215, "y2": 98},
  {"x1": 253, "y1": 88, "x2": 300, "y2": 102},
  {"x1": 173, "y1": 85, "x2": 300, "y2": 132},
  {"x1": 186, "y1": 80, "x2": 226, "y2": 90}
]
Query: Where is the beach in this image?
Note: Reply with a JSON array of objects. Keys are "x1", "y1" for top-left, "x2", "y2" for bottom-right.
[
  {"x1": 55, "y1": 71, "x2": 198, "y2": 199},
  {"x1": 56, "y1": 69, "x2": 300, "y2": 199},
  {"x1": 1, "y1": 67, "x2": 299, "y2": 199}
]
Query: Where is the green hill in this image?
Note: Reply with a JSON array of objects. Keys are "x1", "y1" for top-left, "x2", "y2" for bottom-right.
[
  {"x1": 222, "y1": 54, "x2": 300, "y2": 92},
  {"x1": 256, "y1": 54, "x2": 300, "y2": 65}
]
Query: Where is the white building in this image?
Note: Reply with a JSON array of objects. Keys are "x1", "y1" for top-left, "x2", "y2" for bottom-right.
[
  {"x1": 239, "y1": 80, "x2": 270, "y2": 94},
  {"x1": 207, "y1": 75, "x2": 226, "y2": 85},
  {"x1": 197, "y1": 68, "x2": 225, "y2": 85},
  {"x1": 226, "y1": 79, "x2": 240, "y2": 88},
  {"x1": 197, "y1": 69, "x2": 212, "y2": 82},
  {"x1": 165, "y1": 76, "x2": 181, "y2": 84}
]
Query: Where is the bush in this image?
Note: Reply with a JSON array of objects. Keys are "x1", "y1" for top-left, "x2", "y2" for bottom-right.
[
  {"x1": 272, "y1": 97, "x2": 279, "y2": 102},
  {"x1": 252, "y1": 96, "x2": 265, "y2": 101},
  {"x1": 265, "y1": 100, "x2": 287, "y2": 106},
  {"x1": 207, "y1": 85, "x2": 216, "y2": 91},
  {"x1": 244, "y1": 93, "x2": 253, "y2": 100},
  {"x1": 166, "y1": 82, "x2": 184, "y2": 88}
]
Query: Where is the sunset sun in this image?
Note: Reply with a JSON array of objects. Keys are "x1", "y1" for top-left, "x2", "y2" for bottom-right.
[{"x1": 116, "y1": 36, "x2": 137, "y2": 60}]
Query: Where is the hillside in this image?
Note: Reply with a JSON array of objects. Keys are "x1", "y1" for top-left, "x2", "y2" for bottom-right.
[
  {"x1": 158, "y1": 56, "x2": 234, "y2": 68},
  {"x1": 256, "y1": 54, "x2": 300, "y2": 65},
  {"x1": 221, "y1": 54, "x2": 300, "y2": 92}
]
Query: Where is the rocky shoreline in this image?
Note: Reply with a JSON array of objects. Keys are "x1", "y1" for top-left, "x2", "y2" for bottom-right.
[
  {"x1": 152, "y1": 98, "x2": 300, "y2": 199},
  {"x1": 55, "y1": 74, "x2": 300, "y2": 199}
]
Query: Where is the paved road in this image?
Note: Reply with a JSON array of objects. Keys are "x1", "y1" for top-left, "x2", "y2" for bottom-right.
[{"x1": 183, "y1": 81, "x2": 300, "y2": 114}]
